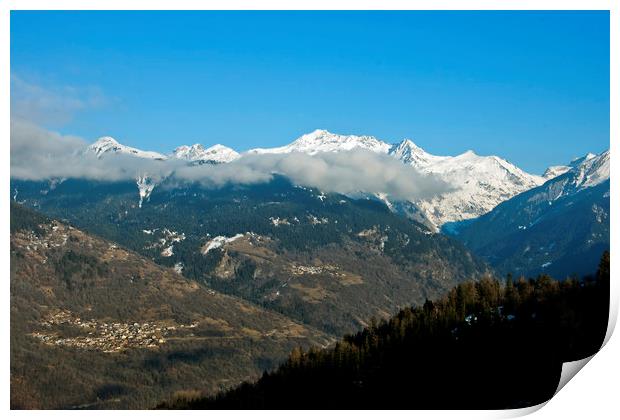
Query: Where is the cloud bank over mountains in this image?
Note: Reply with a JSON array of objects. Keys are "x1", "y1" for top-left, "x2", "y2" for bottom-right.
[
  {"x1": 11, "y1": 118, "x2": 170, "y2": 182},
  {"x1": 176, "y1": 150, "x2": 451, "y2": 201},
  {"x1": 10, "y1": 118, "x2": 450, "y2": 202}
]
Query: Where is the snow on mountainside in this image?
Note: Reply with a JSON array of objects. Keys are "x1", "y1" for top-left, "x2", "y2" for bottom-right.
[
  {"x1": 136, "y1": 176, "x2": 156, "y2": 208},
  {"x1": 570, "y1": 151, "x2": 609, "y2": 189},
  {"x1": 248, "y1": 129, "x2": 392, "y2": 155},
  {"x1": 452, "y1": 150, "x2": 610, "y2": 278},
  {"x1": 86, "y1": 138, "x2": 241, "y2": 207},
  {"x1": 201, "y1": 234, "x2": 245, "y2": 255},
  {"x1": 568, "y1": 152, "x2": 597, "y2": 169},
  {"x1": 88, "y1": 137, "x2": 240, "y2": 163},
  {"x1": 80, "y1": 130, "x2": 596, "y2": 229},
  {"x1": 527, "y1": 150, "x2": 610, "y2": 205},
  {"x1": 85, "y1": 137, "x2": 166, "y2": 208},
  {"x1": 389, "y1": 139, "x2": 444, "y2": 167},
  {"x1": 247, "y1": 130, "x2": 545, "y2": 228},
  {"x1": 172, "y1": 144, "x2": 240, "y2": 163},
  {"x1": 539, "y1": 152, "x2": 599, "y2": 182},
  {"x1": 542, "y1": 165, "x2": 571, "y2": 180},
  {"x1": 87, "y1": 136, "x2": 167, "y2": 160},
  {"x1": 389, "y1": 139, "x2": 544, "y2": 228}
]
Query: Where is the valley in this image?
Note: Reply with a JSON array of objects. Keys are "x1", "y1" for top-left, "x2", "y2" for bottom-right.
[
  {"x1": 11, "y1": 177, "x2": 489, "y2": 336},
  {"x1": 9, "y1": 10, "x2": 610, "y2": 411},
  {"x1": 10, "y1": 203, "x2": 333, "y2": 409},
  {"x1": 9, "y1": 129, "x2": 610, "y2": 410}
]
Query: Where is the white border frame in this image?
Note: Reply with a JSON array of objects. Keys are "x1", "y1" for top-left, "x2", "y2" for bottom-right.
[{"x1": 2, "y1": 2, "x2": 617, "y2": 419}]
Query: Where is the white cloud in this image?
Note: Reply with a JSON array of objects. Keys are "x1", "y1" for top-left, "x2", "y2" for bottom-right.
[
  {"x1": 11, "y1": 75, "x2": 110, "y2": 124},
  {"x1": 11, "y1": 121, "x2": 450, "y2": 201},
  {"x1": 175, "y1": 151, "x2": 450, "y2": 201},
  {"x1": 9, "y1": 73, "x2": 448, "y2": 200},
  {"x1": 10, "y1": 74, "x2": 449, "y2": 201},
  {"x1": 10, "y1": 118, "x2": 172, "y2": 182}
]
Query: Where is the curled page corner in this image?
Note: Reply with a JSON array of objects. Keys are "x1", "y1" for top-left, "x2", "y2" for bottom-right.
[
  {"x1": 602, "y1": 293, "x2": 618, "y2": 348},
  {"x1": 554, "y1": 355, "x2": 595, "y2": 396},
  {"x1": 552, "y1": 291, "x2": 620, "y2": 397},
  {"x1": 497, "y1": 401, "x2": 548, "y2": 418},
  {"x1": 498, "y1": 352, "x2": 604, "y2": 418}
]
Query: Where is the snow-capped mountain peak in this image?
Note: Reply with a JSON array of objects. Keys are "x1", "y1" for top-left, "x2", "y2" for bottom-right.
[
  {"x1": 172, "y1": 143, "x2": 204, "y2": 159},
  {"x1": 571, "y1": 150, "x2": 609, "y2": 189},
  {"x1": 79, "y1": 129, "x2": 601, "y2": 230},
  {"x1": 387, "y1": 141, "x2": 545, "y2": 228},
  {"x1": 87, "y1": 136, "x2": 121, "y2": 158},
  {"x1": 542, "y1": 165, "x2": 571, "y2": 180},
  {"x1": 244, "y1": 129, "x2": 549, "y2": 228},
  {"x1": 541, "y1": 152, "x2": 605, "y2": 182},
  {"x1": 172, "y1": 143, "x2": 240, "y2": 163},
  {"x1": 87, "y1": 136, "x2": 167, "y2": 160},
  {"x1": 452, "y1": 149, "x2": 610, "y2": 278},
  {"x1": 389, "y1": 139, "x2": 442, "y2": 167},
  {"x1": 85, "y1": 137, "x2": 168, "y2": 208},
  {"x1": 526, "y1": 150, "x2": 609, "y2": 206},
  {"x1": 93, "y1": 136, "x2": 120, "y2": 147},
  {"x1": 248, "y1": 129, "x2": 392, "y2": 155},
  {"x1": 569, "y1": 152, "x2": 597, "y2": 168},
  {"x1": 458, "y1": 150, "x2": 478, "y2": 158}
]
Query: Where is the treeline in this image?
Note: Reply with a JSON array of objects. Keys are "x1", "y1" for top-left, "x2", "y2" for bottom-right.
[
  {"x1": 160, "y1": 252, "x2": 610, "y2": 409},
  {"x1": 10, "y1": 202, "x2": 49, "y2": 235},
  {"x1": 13, "y1": 177, "x2": 485, "y2": 280}
]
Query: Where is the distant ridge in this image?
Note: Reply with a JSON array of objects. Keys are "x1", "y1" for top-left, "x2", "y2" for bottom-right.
[{"x1": 70, "y1": 129, "x2": 601, "y2": 229}]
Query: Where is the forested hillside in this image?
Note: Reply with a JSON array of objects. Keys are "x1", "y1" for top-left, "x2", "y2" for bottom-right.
[
  {"x1": 12, "y1": 176, "x2": 489, "y2": 335},
  {"x1": 160, "y1": 252, "x2": 609, "y2": 409},
  {"x1": 10, "y1": 203, "x2": 332, "y2": 409},
  {"x1": 450, "y1": 151, "x2": 609, "y2": 279}
]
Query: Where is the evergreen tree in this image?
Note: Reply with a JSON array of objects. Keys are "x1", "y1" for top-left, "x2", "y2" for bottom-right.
[{"x1": 162, "y1": 252, "x2": 610, "y2": 410}]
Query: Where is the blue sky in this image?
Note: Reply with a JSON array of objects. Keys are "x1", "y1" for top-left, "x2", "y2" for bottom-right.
[{"x1": 11, "y1": 10, "x2": 609, "y2": 174}]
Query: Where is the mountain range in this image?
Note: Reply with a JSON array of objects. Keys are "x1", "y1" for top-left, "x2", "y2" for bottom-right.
[
  {"x1": 10, "y1": 176, "x2": 490, "y2": 336},
  {"x1": 451, "y1": 151, "x2": 610, "y2": 278},
  {"x1": 10, "y1": 128, "x2": 610, "y2": 409},
  {"x1": 10, "y1": 178, "x2": 490, "y2": 408},
  {"x1": 81, "y1": 129, "x2": 586, "y2": 229},
  {"x1": 13, "y1": 128, "x2": 609, "y2": 279}
]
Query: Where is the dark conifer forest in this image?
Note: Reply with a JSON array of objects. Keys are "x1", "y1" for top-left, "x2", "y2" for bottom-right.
[{"x1": 160, "y1": 252, "x2": 610, "y2": 409}]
